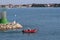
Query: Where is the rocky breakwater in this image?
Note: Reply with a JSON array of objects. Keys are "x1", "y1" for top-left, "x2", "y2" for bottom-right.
[{"x1": 0, "y1": 21, "x2": 22, "y2": 31}]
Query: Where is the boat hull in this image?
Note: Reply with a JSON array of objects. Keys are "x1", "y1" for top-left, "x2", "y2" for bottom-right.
[{"x1": 22, "y1": 29, "x2": 37, "y2": 33}]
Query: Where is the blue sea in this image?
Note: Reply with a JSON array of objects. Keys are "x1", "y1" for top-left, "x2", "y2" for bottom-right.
[{"x1": 0, "y1": 8, "x2": 60, "y2": 40}]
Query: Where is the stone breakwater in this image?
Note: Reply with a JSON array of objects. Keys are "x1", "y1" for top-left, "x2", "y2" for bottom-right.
[{"x1": 0, "y1": 21, "x2": 22, "y2": 31}]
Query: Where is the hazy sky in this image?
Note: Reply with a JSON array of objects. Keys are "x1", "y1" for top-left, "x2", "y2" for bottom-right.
[{"x1": 0, "y1": 0, "x2": 60, "y2": 4}]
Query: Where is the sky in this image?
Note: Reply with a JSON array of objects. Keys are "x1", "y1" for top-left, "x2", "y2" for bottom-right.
[{"x1": 0, "y1": 0, "x2": 60, "y2": 4}]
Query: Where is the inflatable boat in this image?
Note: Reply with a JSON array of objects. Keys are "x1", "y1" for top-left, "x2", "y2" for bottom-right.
[{"x1": 22, "y1": 29, "x2": 37, "y2": 33}]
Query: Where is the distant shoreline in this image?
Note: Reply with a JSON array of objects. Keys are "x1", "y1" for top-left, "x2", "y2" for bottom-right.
[{"x1": 0, "y1": 4, "x2": 60, "y2": 8}]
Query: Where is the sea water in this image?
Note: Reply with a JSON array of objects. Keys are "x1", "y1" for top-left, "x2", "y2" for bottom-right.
[{"x1": 0, "y1": 8, "x2": 60, "y2": 40}]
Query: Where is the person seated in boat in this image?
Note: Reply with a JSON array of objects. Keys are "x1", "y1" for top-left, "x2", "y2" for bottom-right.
[
  {"x1": 28, "y1": 29, "x2": 30, "y2": 31},
  {"x1": 28, "y1": 27, "x2": 31, "y2": 31}
]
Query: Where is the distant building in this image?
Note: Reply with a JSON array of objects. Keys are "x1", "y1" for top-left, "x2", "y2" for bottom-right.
[
  {"x1": 13, "y1": 5, "x2": 20, "y2": 8},
  {"x1": 0, "y1": 4, "x2": 11, "y2": 8},
  {"x1": 8, "y1": 4, "x2": 13, "y2": 8}
]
